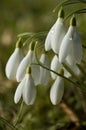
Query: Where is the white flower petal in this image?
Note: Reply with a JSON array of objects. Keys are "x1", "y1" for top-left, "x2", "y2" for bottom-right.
[
  {"x1": 64, "y1": 58, "x2": 81, "y2": 78},
  {"x1": 72, "y1": 64, "x2": 81, "y2": 75},
  {"x1": 51, "y1": 18, "x2": 66, "y2": 53},
  {"x1": 31, "y1": 65, "x2": 40, "y2": 85},
  {"x1": 51, "y1": 55, "x2": 62, "y2": 79},
  {"x1": 66, "y1": 51, "x2": 76, "y2": 66},
  {"x1": 45, "y1": 22, "x2": 56, "y2": 51},
  {"x1": 50, "y1": 77, "x2": 64, "y2": 105},
  {"x1": 59, "y1": 26, "x2": 82, "y2": 64},
  {"x1": 39, "y1": 66, "x2": 50, "y2": 85},
  {"x1": 23, "y1": 74, "x2": 36, "y2": 105},
  {"x1": 45, "y1": 30, "x2": 52, "y2": 51},
  {"x1": 59, "y1": 26, "x2": 73, "y2": 63},
  {"x1": 39, "y1": 54, "x2": 50, "y2": 85},
  {"x1": 64, "y1": 68, "x2": 71, "y2": 78},
  {"x1": 40, "y1": 53, "x2": 50, "y2": 67},
  {"x1": 16, "y1": 50, "x2": 34, "y2": 82},
  {"x1": 14, "y1": 77, "x2": 25, "y2": 104},
  {"x1": 73, "y1": 28, "x2": 82, "y2": 64},
  {"x1": 5, "y1": 48, "x2": 24, "y2": 79}
]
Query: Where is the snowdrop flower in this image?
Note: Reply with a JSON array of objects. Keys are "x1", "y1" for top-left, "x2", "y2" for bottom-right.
[
  {"x1": 50, "y1": 55, "x2": 70, "y2": 79},
  {"x1": 50, "y1": 54, "x2": 80, "y2": 79},
  {"x1": 45, "y1": 8, "x2": 66, "y2": 53},
  {"x1": 50, "y1": 55, "x2": 62, "y2": 79},
  {"x1": 5, "y1": 38, "x2": 24, "y2": 79},
  {"x1": 39, "y1": 53, "x2": 50, "y2": 86},
  {"x1": 45, "y1": 22, "x2": 55, "y2": 51},
  {"x1": 59, "y1": 16, "x2": 82, "y2": 65},
  {"x1": 50, "y1": 69, "x2": 64, "y2": 105},
  {"x1": 16, "y1": 41, "x2": 40, "y2": 85},
  {"x1": 14, "y1": 66, "x2": 36, "y2": 105}
]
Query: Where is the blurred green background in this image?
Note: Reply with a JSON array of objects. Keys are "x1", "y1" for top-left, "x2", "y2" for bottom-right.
[{"x1": 0, "y1": 0, "x2": 86, "y2": 130}]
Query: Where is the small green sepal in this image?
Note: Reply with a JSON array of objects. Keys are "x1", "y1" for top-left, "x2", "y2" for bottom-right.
[
  {"x1": 29, "y1": 41, "x2": 36, "y2": 51},
  {"x1": 70, "y1": 15, "x2": 76, "y2": 26},
  {"x1": 16, "y1": 37, "x2": 22, "y2": 48},
  {"x1": 58, "y1": 7, "x2": 64, "y2": 18},
  {"x1": 26, "y1": 65, "x2": 31, "y2": 74}
]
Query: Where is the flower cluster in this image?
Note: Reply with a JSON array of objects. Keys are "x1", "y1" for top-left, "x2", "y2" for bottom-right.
[
  {"x1": 5, "y1": 8, "x2": 82, "y2": 105},
  {"x1": 5, "y1": 40, "x2": 51, "y2": 105}
]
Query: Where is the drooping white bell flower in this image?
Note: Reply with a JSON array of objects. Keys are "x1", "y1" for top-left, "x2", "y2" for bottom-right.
[
  {"x1": 59, "y1": 16, "x2": 82, "y2": 65},
  {"x1": 50, "y1": 69, "x2": 64, "y2": 105},
  {"x1": 16, "y1": 49, "x2": 34, "y2": 82},
  {"x1": 45, "y1": 8, "x2": 66, "y2": 53},
  {"x1": 16, "y1": 41, "x2": 40, "y2": 85},
  {"x1": 5, "y1": 38, "x2": 24, "y2": 79},
  {"x1": 14, "y1": 66, "x2": 36, "y2": 105},
  {"x1": 50, "y1": 55, "x2": 62, "y2": 79},
  {"x1": 45, "y1": 22, "x2": 56, "y2": 51},
  {"x1": 14, "y1": 76, "x2": 26, "y2": 103},
  {"x1": 39, "y1": 53, "x2": 50, "y2": 86}
]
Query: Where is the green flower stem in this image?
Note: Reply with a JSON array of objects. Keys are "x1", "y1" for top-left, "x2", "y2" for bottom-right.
[
  {"x1": 16, "y1": 37, "x2": 22, "y2": 48},
  {"x1": 14, "y1": 101, "x2": 24, "y2": 126},
  {"x1": 63, "y1": 63, "x2": 80, "y2": 81},
  {"x1": 36, "y1": 60, "x2": 86, "y2": 91},
  {"x1": 62, "y1": 63, "x2": 86, "y2": 88},
  {"x1": 52, "y1": 0, "x2": 82, "y2": 13},
  {"x1": 23, "y1": 37, "x2": 33, "y2": 46},
  {"x1": 77, "y1": 64, "x2": 86, "y2": 75},
  {"x1": 17, "y1": 31, "x2": 47, "y2": 47},
  {"x1": 33, "y1": 62, "x2": 76, "y2": 85},
  {"x1": 34, "y1": 42, "x2": 82, "y2": 87},
  {"x1": 0, "y1": 116, "x2": 17, "y2": 130},
  {"x1": 52, "y1": 0, "x2": 70, "y2": 12},
  {"x1": 34, "y1": 42, "x2": 86, "y2": 91},
  {"x1": 18, "y1": 31, "x2": 47, "y2": 39},
  {"x1": 63, "y1": 8, "x2": 86, "y2": 21}
]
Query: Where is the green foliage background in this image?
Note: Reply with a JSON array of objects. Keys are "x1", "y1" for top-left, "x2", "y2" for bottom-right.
[{"x1": 0, "y1": 0, "x2": 86, "y2": 130}]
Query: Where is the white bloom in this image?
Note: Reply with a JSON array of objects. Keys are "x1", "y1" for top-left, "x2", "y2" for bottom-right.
[
  {"x1": 23, "y1": 74, "x2": 36, "y2": 105},
  {"x1": 16, "y1": 50, "x2": 40, "y2": 85},
  {"x1": 39, "y1": 53, "x2": 50, "y2": 85},
  {"x1": 51, "y1": 18, "x2": 66, "y2": 53},
  {"x1": 16, "y1": 50, "x2": 34, "y2": 82},
  {"x1": 45, "y1": 8, "x2": 66, "y2": 53},
  {"x1": 59, "y1": 18, "x2": 82, "y2": 65},
  {"x1": 14, "y1": 77, "x2": 25, "y2": 103},
  {"x1": 50, "y1": 55, "x2": 62, "y2": 79},
  {"x1": 14, "y1": 71, "x2": 36, "y2": 105},
  {"x1": 45, "y1": 23, "x2": 56, "y2": 51},
  {"x1": 5, "y1": 48, "x2": 24, "y2": 79},
  {"x1": 50, "y1": 76, "x2": 64, "y2": 105}
]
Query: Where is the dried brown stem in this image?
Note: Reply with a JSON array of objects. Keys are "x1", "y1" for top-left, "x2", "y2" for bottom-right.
[{"x1": 59, "y1": 102, "x2": 80, "y2": 127}]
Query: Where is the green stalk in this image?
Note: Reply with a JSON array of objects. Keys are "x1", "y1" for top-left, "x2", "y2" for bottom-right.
[
  {"x1": 52, "y1": 0, "x2": 82, "y2": 13},
  {"x1": 18, "y1": 31, "x2": 47, "y2": 39},
  {"x1": 34, "y1": 42, "x2": 79, "y2": 86},
  {"x1": 63, "y1": 63, "x2": 80, "y2": 80},
  {"x1": 63, "y1": 8, "x2": 86, "y2": 21},
  {"x1": 14, "y1": 101, "x2": 24, "y2": 126},
  {"x1": 34, "y1": 42, "x2": 86, "y2": 92}
]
